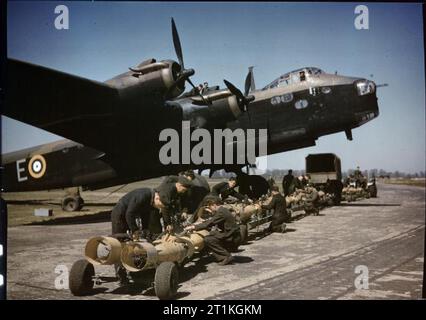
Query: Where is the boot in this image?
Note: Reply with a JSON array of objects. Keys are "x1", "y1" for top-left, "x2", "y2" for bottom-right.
[{"x1": 218, "y1": 255, "x2": 234, "y2": 265}]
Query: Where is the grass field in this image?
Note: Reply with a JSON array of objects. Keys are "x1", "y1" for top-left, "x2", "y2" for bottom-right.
[
  {"x1": 2, "y1": 177, "x2": 225, "y2": 227},
  {"x1": 381, "y1": 178, "x2": 425, "y2": 188}
]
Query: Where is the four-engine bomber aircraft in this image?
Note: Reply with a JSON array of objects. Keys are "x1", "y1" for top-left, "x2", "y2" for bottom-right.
[{"x1": 1, "y1": 19, "x2": 380, "y2": 211}]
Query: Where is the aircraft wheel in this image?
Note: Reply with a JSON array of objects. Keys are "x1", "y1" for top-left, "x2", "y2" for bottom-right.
[
  {"x1": 239, "y1": 224, "x2": 248, "y2": 244},
  {"x1": 154, "y1": 262, "x2": 179, "y2": 300},
  {"x1": 69, "y1": 259, "x2": 95, "y2": 296},
  {"x1": 62, "y1": 196, "x2": 84, "y2": 212}
]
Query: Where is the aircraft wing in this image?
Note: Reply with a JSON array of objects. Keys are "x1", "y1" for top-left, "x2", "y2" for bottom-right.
[{"x1": 4, "y1": 58, "x2": 120, "y2": 153}]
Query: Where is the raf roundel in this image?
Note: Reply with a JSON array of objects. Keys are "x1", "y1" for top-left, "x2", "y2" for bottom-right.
[{"x1": 28, "y1": 155, "x2": 47, "y2": 179}]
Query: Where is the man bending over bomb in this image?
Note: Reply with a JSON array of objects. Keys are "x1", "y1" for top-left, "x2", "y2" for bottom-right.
[
  {"x1": 184, "y1": 196, "x2": 241, "y2": 265},
  {"x1": 211, "y1": 177, "x2": 248, "y2": 202},
  {"x1": 156, "y1": 175, "x2": 192, "y2": 232},
  {"x1": 110, "y1": 188, "x2": 165, "y2": 284}
]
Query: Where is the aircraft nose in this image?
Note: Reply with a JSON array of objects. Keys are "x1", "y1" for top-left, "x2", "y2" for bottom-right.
[{"x1": 352, "y1": 79, "x2": 379, "y2": 122}]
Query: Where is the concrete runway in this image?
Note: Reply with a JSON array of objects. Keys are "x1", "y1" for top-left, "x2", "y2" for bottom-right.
[{"x1": 6, "y1": 183, "x2": 425, "y2": 300}]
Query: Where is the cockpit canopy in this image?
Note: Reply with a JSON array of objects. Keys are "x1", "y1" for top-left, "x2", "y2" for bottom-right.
[{"x1": 263, "y1": 67, "x2": 324, "y2": 90}]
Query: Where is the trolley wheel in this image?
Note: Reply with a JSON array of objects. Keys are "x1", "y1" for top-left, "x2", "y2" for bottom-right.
[
  {"x1": 154, "y1": 262, "x2": 179, "y2": 300},
  {"x1": 69, "y1": 259, "x2": 95, "y2": 296}
]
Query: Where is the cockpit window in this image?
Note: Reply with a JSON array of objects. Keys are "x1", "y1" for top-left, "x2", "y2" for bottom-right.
[
  {"x1": 278, "y1": 76, "x2": 290, "y2": 87},
  {"x1": 263, "y1": 67, "x2": 324, "y2": 90},
  {"x1": 308, "y1": 67, "x2": 323, "y2": 75}
]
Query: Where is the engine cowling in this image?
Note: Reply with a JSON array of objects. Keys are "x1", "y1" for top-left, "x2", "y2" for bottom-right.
[
  {"x1": 107, "y1": 59, "x2": 184, "y2": 100},
  {"x1": 181, "y1": 91, "x2": 242, "y2": 128}
]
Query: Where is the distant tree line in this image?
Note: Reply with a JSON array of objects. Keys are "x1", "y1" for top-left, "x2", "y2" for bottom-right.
[
  {"x1": 209, "y1": 169, "x2": 426, "y2": 179},
  {"x1": 350, "y1": 169, "x2": 426, "y2": 179},
  {"x1": 264, "y1": 169, "x2": 426, "y2": 179}
]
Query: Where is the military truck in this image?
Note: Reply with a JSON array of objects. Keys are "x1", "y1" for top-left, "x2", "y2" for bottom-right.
[{"x1": 305, "y1": 153, "x2": 343, "y2": 205}]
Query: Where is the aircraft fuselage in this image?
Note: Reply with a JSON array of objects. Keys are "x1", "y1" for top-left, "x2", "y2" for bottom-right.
[{"x1": 1, "y1": 67, "x2": 379, "y2": 192}]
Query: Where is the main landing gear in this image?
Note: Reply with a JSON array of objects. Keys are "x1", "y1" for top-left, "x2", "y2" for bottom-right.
[{"x1": 61, "y1": 187, "x2": 85, "y2": 212}]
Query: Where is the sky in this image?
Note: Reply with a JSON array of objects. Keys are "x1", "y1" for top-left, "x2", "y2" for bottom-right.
[{"x1": 3, "y1": 1, "x2": 425, "y2": 173}]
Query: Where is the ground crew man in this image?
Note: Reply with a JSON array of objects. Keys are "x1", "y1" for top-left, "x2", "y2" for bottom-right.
[
  {"x1": 185, "y1": 196, "x2": 241, "y2": 265},
  {"x1": 156, "y1": 175, "x2": 192, "y2": 231},
  {"x1": 353, "y1": 166, "x2": 366, "y2": 188},
  {"x1": 110, "y1": 188, "x2": 165, "y2": 284},
  {"x1": 354, "y1": 166, "x2": 362, "y2": 178},
  {"x1": 179, "y1": 170, "x2": 210, "y2": 222},
  {"x1": 257, "y1": 185, "x2": 290, "y2": 233},
  {"x1": 282, "y1": 170, "x2": 298, "y2": 196},
  {"x1": 303, "y1": 185, "x2": 320, "y2": 215},
  {"x1": 211, "y1": 177, "x2": 246, "y2": 201}
]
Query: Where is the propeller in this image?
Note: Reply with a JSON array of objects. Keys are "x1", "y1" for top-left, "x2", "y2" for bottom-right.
[
  {"x1": 168, "y1": 18, "x2": 194, "y2": 91},
  {"x1": 223, "y1": 79, "x2": 255, "y2": 113},
  {"x1": 168, "y1": 18, "x2": 209, "y2": 105}
]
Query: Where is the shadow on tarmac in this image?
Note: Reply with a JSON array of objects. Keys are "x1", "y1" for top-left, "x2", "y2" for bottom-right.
[
  {"x1": 27, "y1": 210, "x2": 112, "y2": 226},
  {"x1": 85, "y1": 249, "x2": 254, "y2": 299}
]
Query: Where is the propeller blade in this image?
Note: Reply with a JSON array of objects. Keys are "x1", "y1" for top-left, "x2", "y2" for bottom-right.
[
  {"x1": 223, "y1": 79, "x2": 255, "y2": 123},
  {"x1": 171, "y1": 18, "x2": 184, "y2": 69},
  {"x1": 246, "y1": 107, "x2": 252, "y2": 124},
  {"x1": 224, "y1": 79, "x2": 244, "y2": 100},
  {"x1": 244, "y1": 71, "x2": 251, "y2": 97},
  {"x1": 249, "y1": 66, "x2": 256, "y2": 91}
]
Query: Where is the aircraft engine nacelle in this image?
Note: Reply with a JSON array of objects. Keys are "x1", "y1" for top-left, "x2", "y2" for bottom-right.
[
  {"x1": 182, "y1": 92, "x2": 242, "y2": 128},
  {"x1": 109, "y1": 59, "x2": 185, "y2": 100}
]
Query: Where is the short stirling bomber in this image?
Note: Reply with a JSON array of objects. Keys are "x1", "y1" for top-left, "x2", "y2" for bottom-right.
[{"x1": 1, "y1": 19, "x2": 380, "y2": 210}]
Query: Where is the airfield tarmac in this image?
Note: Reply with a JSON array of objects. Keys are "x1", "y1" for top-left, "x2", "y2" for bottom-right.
[{"x1": 4, "y1": 182, "x2": 425, "y2": 300}]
